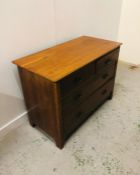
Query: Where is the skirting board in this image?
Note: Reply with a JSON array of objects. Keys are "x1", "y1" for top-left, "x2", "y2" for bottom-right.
[
  {"x1": 0, "y1": 111, "x2": 28, "y2": 141},
  {"x1": 119, "y1": 58, "x2": 140, "y2": 65}
]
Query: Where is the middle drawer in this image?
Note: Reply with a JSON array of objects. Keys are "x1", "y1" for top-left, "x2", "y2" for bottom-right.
[
  {"x1": 60, "y1": 61, "x2": 95, "y2": 97},
  {"x1": 62, "y1": 64, "x2": 115, "y2": 111},
  {"x1": 62, "y1": 79, "x2": 115, "y2": 138}
]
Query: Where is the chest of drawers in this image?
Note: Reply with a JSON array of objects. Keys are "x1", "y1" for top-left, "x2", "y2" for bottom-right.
[{"x1": 13, "y1": 36, "x2": 121, "y2": 149}]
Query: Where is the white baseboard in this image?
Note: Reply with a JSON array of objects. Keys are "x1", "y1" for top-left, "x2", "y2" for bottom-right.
[
  {"x1": 0, "y1": 111, "x2": 28, "y2": 141},
  {"x1": 119, "y1": 58, "x2": 140, "y2": 65}
]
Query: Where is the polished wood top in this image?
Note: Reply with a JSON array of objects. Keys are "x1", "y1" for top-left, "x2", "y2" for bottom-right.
[{"x1": 13, "y1": 36, "x2": 121, "y2": 82}]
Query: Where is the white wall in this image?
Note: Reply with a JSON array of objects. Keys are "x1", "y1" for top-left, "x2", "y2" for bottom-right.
[
  {"x1": 54, "y1": 0, "x2": 122, "y2": 43},
  {"x1": 0, "y1": 0, "x2": 123, "y2": 99},
  {"x1": 0, "y1": 93, "x2": 26, "y2": 128},
  {"x1": 0, "y1": 0, "x2": 123, "y2": 128},
  {"x1": 118, "y1": 0, "x2": 140, "y2": 64},
  {"x1": 0, "y1": 0, "x2": 56, "y2": 98}
]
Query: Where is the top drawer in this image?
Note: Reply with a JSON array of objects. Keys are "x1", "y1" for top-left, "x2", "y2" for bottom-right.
[
  {"x1": 96, "y1": 48, "x2": 120, "y2": 72},
  {"x1": 60, "y1": 62, "x2": 95, "y2": 97}
]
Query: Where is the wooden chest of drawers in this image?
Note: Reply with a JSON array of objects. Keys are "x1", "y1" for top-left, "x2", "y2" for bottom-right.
[{"x1": 13, "y1": 36, "x2": 121, "y2": 149}]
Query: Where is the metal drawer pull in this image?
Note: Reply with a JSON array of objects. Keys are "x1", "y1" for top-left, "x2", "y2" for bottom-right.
[
  {"x1": 76, "y1": 111, "x2": 82, "y2": 119},
  {"x1": 101, "y1": 89, "x2": 107, "y2": 95},
  {"x1": 102, "y1": 73, "x2": 109, "y2": 79},
  {"x1": 104, "y1": 59, "x2": 111, "y2": 65},
  {"x1": 73, "y1": 76, "x2": 82, "y2": 84},
  {"x1": 74, "y1": 93, "x2": 82, "y2": 100}
]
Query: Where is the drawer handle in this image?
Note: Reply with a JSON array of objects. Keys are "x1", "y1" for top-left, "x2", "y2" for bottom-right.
[
  {"x1": 102, "y1": 73, "x2": 109, "y2": 79},
  {"x1": 104, "y1": 59, "x2": 111, "y2": 65},
  {"x1": 76, "y1": 111, "x2": 82, "y2": 119},
  {"x1": 101, "y1": 89, "x2": 107, "y2": 95},
  {"x1": 73, "y1": 76, "x2": 82, "y2": 84},
  {"x1": 74, "y1": 93, "x2": 82, "y2": 100}
]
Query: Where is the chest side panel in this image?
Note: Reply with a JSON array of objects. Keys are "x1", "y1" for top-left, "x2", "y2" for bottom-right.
[{"x1": 18, "y1": 68, "x2": 62, "y2": 142}]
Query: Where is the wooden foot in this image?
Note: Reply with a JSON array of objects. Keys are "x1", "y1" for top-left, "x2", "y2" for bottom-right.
[
  {"x1": 108, "y1": 92, "x2": 113, "y2": 100},
  {"x1": 31, "y1": 123, "x2": 36, "y2": 127},
  {"x1": 55, "y1": 139, "x2": 64, "y2": 149}
]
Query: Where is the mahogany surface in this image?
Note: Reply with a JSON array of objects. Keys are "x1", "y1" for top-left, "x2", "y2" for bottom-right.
[{"x1": 13, "y1": 36, "x2": 121, "y2": 149}]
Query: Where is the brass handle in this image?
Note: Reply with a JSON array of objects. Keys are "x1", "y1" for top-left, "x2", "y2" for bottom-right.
[
  {"x1": 73, "y1": 76, "x2": 82, "y2": 84},
  {"x1": 74, "y1": 93, "x2": 82, "y2": 101},
  {"x1": 76, "y1": 111, "x2": 82, "y2": 119},
  {"x1": 104, "y1": 59, "x2": 111, "y2": 65},
  {"x1": 101, "y1": 89, "x2": 107, "y2": 95},
  {"x1": 102, "y1": 73, "x2": 109, "y2": 79}
]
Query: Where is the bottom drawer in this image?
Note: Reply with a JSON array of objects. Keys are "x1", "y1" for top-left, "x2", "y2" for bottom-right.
[{"x1": 63, "y1": 79, "x2": 115, "y2": 138}]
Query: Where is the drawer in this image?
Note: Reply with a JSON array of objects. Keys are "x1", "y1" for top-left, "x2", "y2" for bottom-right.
[
  {"x1": 63, "y1": 79, "x2": 114, "y2": 138},
  {"x1": 96, "y1": 48, "x2": 120, "y2": 72},
  {"x1": 62, "y1": 64, "x2": 115, "y2": 111},
  {"x1": 60, "y1": 62, "x2": 95, "y2": 97}
]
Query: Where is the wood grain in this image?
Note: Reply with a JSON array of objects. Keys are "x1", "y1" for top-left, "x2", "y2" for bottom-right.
[
  {"x1": 63, "y1": 79, "x2": 115, "y2": 138},
  {"x1": 18, "y1": 68, "x2": 64, "y2": 148},
  {"x1": 62, "y1": 64, "x2": 116, "y2": 112},
  {"x1": 13, "y1": 36, "x2": 121, "y2": 82},
  {"x1": 13, "y1": 36, "x2": 121, "y2": 149}
]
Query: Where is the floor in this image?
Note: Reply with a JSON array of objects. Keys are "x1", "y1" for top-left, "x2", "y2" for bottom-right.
[{"x1": 0, "y1": 61, "x2": 140, "y2": 175}]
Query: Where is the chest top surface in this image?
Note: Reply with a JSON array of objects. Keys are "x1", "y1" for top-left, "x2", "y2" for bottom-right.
[{"x1": 13, "y1": 36, "x2": 121, "y2": 82}]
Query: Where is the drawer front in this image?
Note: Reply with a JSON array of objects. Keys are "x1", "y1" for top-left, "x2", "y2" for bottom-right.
[
  {"x1": 62, "y1": 64, "x2": 115, "y2": 111},
  {"x1": 96, "y1": 48, "x2": 120, "y2": 72},
  {"x1": 63, "y1": 79, "x2": 115, "y2": 138},
  {"x1": 60, "y1": 62, "x2": 95, "y2": 97}
]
